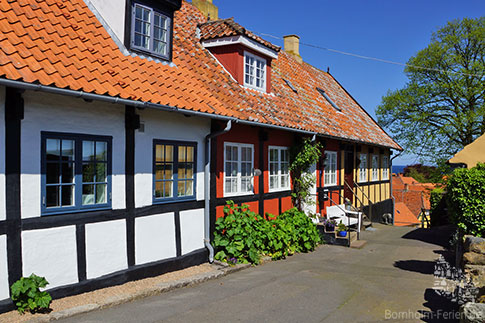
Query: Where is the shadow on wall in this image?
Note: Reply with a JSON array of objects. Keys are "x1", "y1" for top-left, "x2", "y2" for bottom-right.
[{"x1": 401, "y1": 225, "x2": 456, "y2": 248}]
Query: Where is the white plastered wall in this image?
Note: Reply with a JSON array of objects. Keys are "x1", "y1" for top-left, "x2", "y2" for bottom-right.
[
  {"x1": 134, "y1": 109, "x2": 210, "y2": 208},
  {"x1": 135, "y1": 213, "x2": 176, "y2": 265},
  {"x1": 22, "y1": 226, "x2": 78, "y2": 289},
  {"x1": 88, "y1": 0, "x2": 126, "y2": 43},
  {"x1": 21, "y1": 91, "x2": 126, "y2": 219},
  {"x1": 180, "y1": 208, "x2": 204, "y2": 255},
  {"x1": 0, "y1": 86, "x2": 5, "y2": 221},
  {"x1": 85, "y1": 219, "x2": 127, "y2": 279},
  {"x1": 0, "y1": 235, "x2": 9, "y2": 301}
]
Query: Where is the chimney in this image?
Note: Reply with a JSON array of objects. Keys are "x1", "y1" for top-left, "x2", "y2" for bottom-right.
[
  {"x1": 193, "y1": 0, "x2": 218, "y2": 20},
  {"x1": 283, "y1": 35, "x2": 302, "y2": 63}
]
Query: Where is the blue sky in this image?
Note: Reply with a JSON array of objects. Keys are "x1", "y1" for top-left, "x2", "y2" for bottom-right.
[{"x1": 214, "y1": 0, "x2": 484, "y2": 165}]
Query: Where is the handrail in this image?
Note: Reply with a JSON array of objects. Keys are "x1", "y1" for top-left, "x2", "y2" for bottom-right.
[
  {"x1": 352, "y1": 181, "x2": 374, "y2": 207},
  {"x1": 343, "y1": 180, "x2": 366, "y2": 208},
  {"x1": 344, "y1": 179, "x2": 374, "y2": 224}
]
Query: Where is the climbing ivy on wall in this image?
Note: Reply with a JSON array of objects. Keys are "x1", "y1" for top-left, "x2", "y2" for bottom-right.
[{"x1": 290, "y1": 138, "x2": 323, "y2": 211}]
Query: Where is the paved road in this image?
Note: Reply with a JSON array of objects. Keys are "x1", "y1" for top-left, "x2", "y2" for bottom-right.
[{"x1": 64, "y1": 225, "x2": 458, "y2": 322}]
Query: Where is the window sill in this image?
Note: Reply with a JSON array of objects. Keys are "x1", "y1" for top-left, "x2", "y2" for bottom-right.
[
  {"x1": 223, "y1": 192, "x2": 255, "y2": 198},
  {"x1": 323, "y1": 183, "x2": 338, "y2": 187},
  {"x1": 152, "y1": 196, "x2": 196, "y2": 205},
  {"x1": 268, "y1": 187, "x2": 291, "y2": 193},
  {"x1": 41, "y1": 205, "x2": 111, "y2": 216}
]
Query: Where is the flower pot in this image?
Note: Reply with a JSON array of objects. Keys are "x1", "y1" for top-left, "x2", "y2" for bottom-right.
[
  {"x1": 325, "y1": 225, "x2": 335, "y2": 232},
  {"x1": 337, "y1": 231, "x2": 347, "y2": 237}
]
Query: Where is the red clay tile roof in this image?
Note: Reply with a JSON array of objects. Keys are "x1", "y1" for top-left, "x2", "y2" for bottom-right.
[
  {"x1": 394, "y1": 202, "x2": 420, "y2": 227},
  {"x1": 0, "y1": 0, "x2": 401, "y2": 150},
  {"x1": 199, "y1": 17, "x2": 281, "y2": 52}
]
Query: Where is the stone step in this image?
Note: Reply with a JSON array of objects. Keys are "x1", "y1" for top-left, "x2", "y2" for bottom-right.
[{"x1": 350, "y1": 240, "x2": 367, "y2": 249}]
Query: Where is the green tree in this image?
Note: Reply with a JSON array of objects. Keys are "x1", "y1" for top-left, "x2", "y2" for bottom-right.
[{"x1": 377, "y1": 17, "x2": 485, "y2": 163}]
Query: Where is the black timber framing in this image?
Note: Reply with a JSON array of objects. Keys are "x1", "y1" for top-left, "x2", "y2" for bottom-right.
[
  {"x1": 5, "y1": 87, "x2": 23, "y2": 291},
  {"x1": 125, "y1": 105, "x2": 137, "y2": 267}
]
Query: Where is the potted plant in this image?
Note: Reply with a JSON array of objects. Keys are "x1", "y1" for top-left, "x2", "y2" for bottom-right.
[
  {"x1": 323, "y1": 218, "x2": 337, "y2": 232},
  {"x1": 336, "y1": 221, "x2": 347, "y2": 237}
]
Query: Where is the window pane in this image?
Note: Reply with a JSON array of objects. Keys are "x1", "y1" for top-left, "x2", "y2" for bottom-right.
[
  {"x1": 185, "y1": 180, "x2": 193, "y2": 196},
  {"x1": 155, "y1": 181, "x2": 163, "y2": 198},
  {"x1": 164, "y1": 181, "x2": 173, "y2": 197},
  {"x1": 241, "y1": 177, "x2": 252, "y2": 192},
  {"x1": 178, "y1": 163, "x2": 186, "y2": 180},
  {"x1": 83, "y1": 141, "x2": 95, "y2": 161},
  {"x1": 96, "y1": 142, "x2": 107, "y2": 161},
  {"x1": 179, "y1": 146, "x2": 186, "y2": 162},
  {"x1": 96, "y1": 184, "x2": 107, "y2": 204},
  {"x1": 61, "y1": 140, "x2": 74, "y2": 161},
  {"x1": 177, "y1": 181, "x2": 185, "y2": 196},
  {"x1": 46, "y1": 139, "x2": 60, "y2": 161},
  {"x1": 135, "y1": 5, "x2": 143, "y2": 19},
  {"x1": 96, "y1": 163, "x2": 107, "y2": 182},
  {"x1": 270, "y1": 149, "x2": 277, "y2": 162},
  {"x1": 156, "y1": 145, "x2": 164, "y2": 162},
  {"x1": 165, "y1": 164, "x2": 173, "y2": 180},
  {"x1": 155, "y1": 163, "x2": 164, "y2": 180},
  {"x1": 61, "y1": 185, "x2": 74, "y2": 206},
  {"x1": 142, "y1": 7, "x2": 149, "y2": 21},
  {"x1": 186, "y1": 164, "x2": 194, "y2": 179},
  {"x1": 46, "y1": 163, "x2": 60, "y2": 184},
  {"x1": 269, "y1": 176, "x2": 276, "y2": 189},
  {"x1": 153, "y1": 40, "x2": 166, "y2": 55},
  {"x1": 270, "y1": 162, "x2": 277, "y2": 176},
  {"x1": 165, "y1": 145, "x2": 173, "y2": 162},
  {"x1": 281, "y1": 175, "x2": 288, "y2": 188},
  {"x1": 82, "y1": 184, "x2": 95, "y2": 205},
  {"x1": 83, "y1": 163, "x2": 95, "y2": 183},
  {"x1": 46, "y1": 186, "x2": 59, "y2": 208},
  {"x1": 186, "y1": 146, "x2": 194, "y2": 162},
  {"x1": 61, "y1": 163, "x2": 74, "y2": 183}
]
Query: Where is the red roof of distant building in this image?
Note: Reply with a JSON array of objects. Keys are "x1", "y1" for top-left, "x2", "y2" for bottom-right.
[{"x1": 394, "y1": 202, "x2": 420, "y2": 227}]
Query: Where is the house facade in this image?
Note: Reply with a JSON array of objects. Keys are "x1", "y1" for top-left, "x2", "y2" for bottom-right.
[{"x1": 0, "y1": 0, "x2": 400, "y2": 311}]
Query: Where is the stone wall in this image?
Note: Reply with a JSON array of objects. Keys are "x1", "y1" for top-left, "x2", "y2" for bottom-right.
[{"x1": 461, "y1": 236, "x2": 485, "y2": 323}]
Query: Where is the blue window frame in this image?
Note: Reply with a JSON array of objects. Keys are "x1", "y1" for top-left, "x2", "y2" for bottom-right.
[
  {"x1": 153, "y1": 140, "x2": 197, "y2": 203},
  {"x1": 41, "y1": 132, "x2": 112, "y2": 215}
]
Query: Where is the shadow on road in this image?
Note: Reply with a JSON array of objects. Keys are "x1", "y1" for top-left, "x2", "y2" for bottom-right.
[
  {"x1": 393, "y1": 260, "x2": 436, "y2": 275},
  {"x1": 401, "y1": 225, "x2": 456, "y2": 248},
  {"x1": 419, "y1": 288, "x2": 460, "y2": 322}
]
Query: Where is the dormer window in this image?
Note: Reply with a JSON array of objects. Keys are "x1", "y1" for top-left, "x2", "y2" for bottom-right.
[
  {"x1": 244, "y1": 51, "x2": 266, "y2": 91},
  {"x1": 127, "y1": 1, "x2": 182, "y2": 61},
  {"x1": 131, "y1": 3, "x2": 170, "y2": 59}
]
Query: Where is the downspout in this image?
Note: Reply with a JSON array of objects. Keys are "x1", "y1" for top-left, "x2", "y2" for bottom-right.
[{"x1": 204, "y1": 120, "x2": 232, "y2": 263}]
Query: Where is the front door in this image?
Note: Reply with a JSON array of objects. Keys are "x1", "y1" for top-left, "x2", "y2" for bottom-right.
[{"x1": 344, "y1": 150, "x2": 354, "y2": 203}]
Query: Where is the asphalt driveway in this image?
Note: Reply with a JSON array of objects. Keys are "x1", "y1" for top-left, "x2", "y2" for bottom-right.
[{"x1": 63, "y1": 224, "x2": 458, "y2": 322}]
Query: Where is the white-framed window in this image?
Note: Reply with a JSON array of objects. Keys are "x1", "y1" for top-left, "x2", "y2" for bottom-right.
[
  {"x1": 323, "y1": 151, "x2": 338, "y2": 186},
  {"x1": 269, "y1": 146, "x2": 290, "y2": 191},
  {"x1": 382, "y1": 155, "x2": 389, "y2": 180},
  {"x1": 371, "y1": 155, "x2": 379, "y2": 181},
  {"x1": 244, "y1": 51, "x2": 266, "y2": 91},
  {"x1": 131, "y1": 3, "x2": 171, "y2": 59},
  {"x1": 224, "y1": 142, "x2": 254, "y2": 196},
  {"x1": 358, "y1": 153, "x2": 367, "y2": 183}
]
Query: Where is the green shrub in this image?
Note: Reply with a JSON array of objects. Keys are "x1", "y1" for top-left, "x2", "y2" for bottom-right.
[
  {"x1": 446, "y1": 163, "x2": 485, "y2": 237},
  {"x1": 213, "y1": 202, "x2": 320, "y2": 264},
  {"x1": 10, "y1": 274, "x2": 52, "y2": 314},
  {"x1": 213, "y1": 201, "x2": 264, "y2": 264}
]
